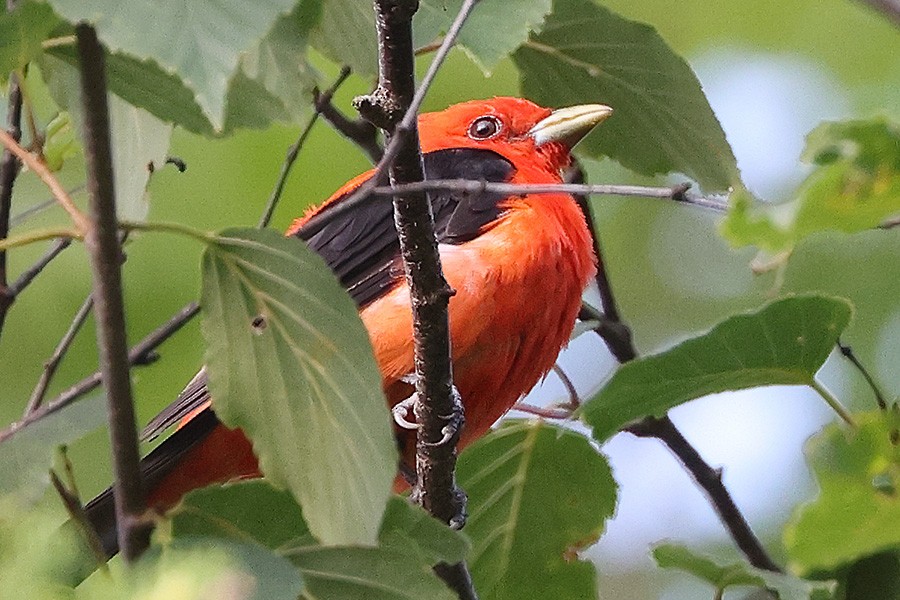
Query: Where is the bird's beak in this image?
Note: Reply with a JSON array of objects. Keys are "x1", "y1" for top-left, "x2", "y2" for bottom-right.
[{"x1": 528, "y1": 104, "x2": 613, "y2": 148}]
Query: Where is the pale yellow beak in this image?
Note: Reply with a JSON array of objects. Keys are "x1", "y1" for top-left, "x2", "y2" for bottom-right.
[{"x1": 528, "y1": 104, "x2": 613, "y2": 148}]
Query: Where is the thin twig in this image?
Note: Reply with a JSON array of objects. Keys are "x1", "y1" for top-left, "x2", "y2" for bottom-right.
[
  {"x1": 551, "y1": 363, "x2": 582, "y2": 408},
  {"x1": 314, "y1": 86, "x2": 382, "y2": 163},
  {"x1": 0, "y1": 127, "x2": 90, "y2": 233},
  {"x1": 11, "y1": 185, "x2": 86, "y2": 227},
  {"x1": 513, "y1": 402, "x2": 574, "y2": 420},
  {"x1": 837, "y1": 340, "x2": 888, "y2": 411},
  {"x1": 6, "y1": 237, "x2": 71, "y2": 297},
  {"x1": 575, "y1": 166, "x2": 781, "y2": 572},
  {"x1": 879, "y1": 213, "x2": 900, "y2": 229},
  {"x1": 50, "y1": 468, "x2": 109, "y2": 571},
  {"x1": 854, "y1": 0, "x2": 900, "y2": 26},
  {"x1": 301, "y1": 179, "x2": 721, "y2": 241},
  {"x1": 76, "y1": 24, "x2": 150, "y2": 562},
  {"x1": 25, "y1": 293, "x2": 93, "y2": 415},
  {"x1": 258, "y1": 67, "x2": 353, "y2": 229},
  {"x1": 0, "y1": 69, "x2": 24, "y2": 336}
]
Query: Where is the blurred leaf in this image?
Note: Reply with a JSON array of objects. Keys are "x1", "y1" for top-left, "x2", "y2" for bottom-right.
[
  {"x1": 514, "y1": 0, "x2": 739, "y2": 191},
  {"x1": 843, "y1": 552, "x2": 900, "y2": 600},
  {"x1": 0, "y1": 1, "x2": 59, "y2": 84},
  {"x1": 240, "y1": 0, "x2": 321, "y2": 122},
  {"x1": 0, "y1": 498, "x2": 87, "y2": 600},
  {"x1": 654, "y1": 543, "x2": 837, "y2": 600},
  {"x1": 169, "y1": 483, "x2": 465, "y2": 600},
  {"x1": 785, "y1": 411, "x2": 900, "y2": 572},
  {"x1": 200, "y1": 229, "x2": 396, "y2": 546},
  {"x1": 309, "y1": 0, "x2": 377, "y2": 77},
  {"x1": 414, "y1": 0, "x2": 552, "y2": 74},
  {"x1": 108, "y1": 94, "x2": 173, "y2": 221},
  {"x1": 722, "y1": 118, "x2": 900, "y2": 253},
  {"x1": 457, "y1": 420, "x2": 616, "y2": 600},
  {"x1": 43, "y1": 112, "x2": 79, "y2": 172},
  {"x1": 85, "y1": 537, "x2": 303, "y2": 600},
  {"x1": 45, "y1": 0, "x2": 296, "y2": 131},
  {"x1": 581, "y1": 295, "x2": 853, "y2": 442},
  {"x1": 0, "y1": 394, "x2": 105, "y2": 502}
]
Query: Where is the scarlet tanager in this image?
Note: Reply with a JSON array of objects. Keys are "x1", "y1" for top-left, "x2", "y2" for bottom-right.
[{"x1": 86, "y1": 97, "x2": 612, "y2": 555}]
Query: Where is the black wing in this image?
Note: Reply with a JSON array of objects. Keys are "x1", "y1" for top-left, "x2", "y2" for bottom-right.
[
  {"x1": 139, "y1": 148, "x2": 514, "y2": 442},
  {"x1": 294, "y1": 147, "x2": 515, "y2": 306}
]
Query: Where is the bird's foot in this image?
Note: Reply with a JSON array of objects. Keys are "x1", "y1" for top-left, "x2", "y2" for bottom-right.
[
  {"x1": 425, "y1": 385, "x2": 464, "y2": 447},
  {"x1": 392, "y1": 395, "x2": 420, "y2": 430}
]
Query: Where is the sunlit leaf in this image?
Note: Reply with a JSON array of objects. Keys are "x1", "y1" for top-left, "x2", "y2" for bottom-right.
[
  {"x1": 200, "y1": 229, "x2": 396, "y2": 546},
  {"x1": 785, "y1": 411, "x2": 900, "y2": 572},
  {"x1": 0, "y1": 394, "x2": 105, "y2": 502},
  {"x1": 458, "y1": 420, "x2": 616, "y2": 600},
  {"x1": 581, "y1": 295, "x2": 853, "y2": 442},
  {"x1": 722, "y1": 118, "x2": 900, "y2": 254},
  {"x1": 45, "y1": 0, "x2": 297, "y2": 131},
  {"x1": 514, "y1": 0, "x2": 740, "y2": 191},
  {"x1": 654, "y1": 543, "x2": 837, "y2": 600}
]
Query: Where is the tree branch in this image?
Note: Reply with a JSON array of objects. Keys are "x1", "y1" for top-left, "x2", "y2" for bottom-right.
[
  {"x1": 25, "y1": 292, "x2": 93, "y2": 415},
  {"x1": 0, "y1": 69, "x2": 24, "y2": 336},
  {"x1": 358, "y1": 1, "x2": 480, "y2": 598},
  {"x1": 573, "y1": 164, "x2": 781, "y2": 573},
  {"x1": 75, "y1": 24, "x2": 150, "y2": 562},
  {"x1": 314, "y1": 83, "x2": 382, "y2": 163}
]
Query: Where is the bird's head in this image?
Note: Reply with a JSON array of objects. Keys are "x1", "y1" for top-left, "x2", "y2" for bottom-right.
[{"x1": 418, "y1": 97, "x2": 613, "y2": 175}]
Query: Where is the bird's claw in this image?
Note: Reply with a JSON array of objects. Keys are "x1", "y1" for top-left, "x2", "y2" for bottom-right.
[
  {"x1": 424, "y1": 385, "x2": 464, "y2": 447},
  {"x1": 392, "y1": 395, "x2": 419, "y2": 430}
]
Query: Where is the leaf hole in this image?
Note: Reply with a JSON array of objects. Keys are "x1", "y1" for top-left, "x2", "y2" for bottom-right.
[{"x1": 251, "y1": 315, "x2": 267, "y2": 334}]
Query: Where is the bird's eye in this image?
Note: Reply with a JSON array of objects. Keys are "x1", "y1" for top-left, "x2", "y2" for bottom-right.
[{"x1": 467, "y1": 115, "x2": 502, "y2": 140}]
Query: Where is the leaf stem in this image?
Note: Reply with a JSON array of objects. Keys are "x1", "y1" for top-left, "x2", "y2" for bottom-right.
[
  {"x1": 118, "y1": 219, "x2": 214, "y2": 244},
  {"x1": 811, "y1": 378, "x2": 858, "y2": 428},
  {"x1": 0, "y1": 226, "x2": 80, "y2": 251}
]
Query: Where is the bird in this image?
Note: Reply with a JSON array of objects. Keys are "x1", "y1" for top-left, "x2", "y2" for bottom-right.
[{"x1": 85, "y1": 97, "x2": 612, "y2": 556}]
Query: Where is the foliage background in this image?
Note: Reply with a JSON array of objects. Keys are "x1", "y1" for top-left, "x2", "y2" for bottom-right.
[{"x1": 0, "y1": 0, "x2": 897, "y2": 597}]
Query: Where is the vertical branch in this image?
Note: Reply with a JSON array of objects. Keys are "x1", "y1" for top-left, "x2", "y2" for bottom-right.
[
  {"x1": 357, "y1": 2, "x2": 477, "y2": 598},
  {"x1": 0, "y1": 69, "x2": 24, "y2": 335},
  {"x1": 75, "y1": 24, "x2": 150, "y2": 562}
]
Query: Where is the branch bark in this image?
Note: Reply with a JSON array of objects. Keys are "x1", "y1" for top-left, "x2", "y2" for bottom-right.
[
  {"x1": 358, "y1": 1, "x2": 479, "y2": 598},
  {"x1": 572, "y1": 163, "x2": 781, "y2": 573},
  {"x1": 0, "y1": 70, "x2": 24, "y2": 336},
  {"x1": 75, "y1": 24, "x2": 150, "y2": 562}
]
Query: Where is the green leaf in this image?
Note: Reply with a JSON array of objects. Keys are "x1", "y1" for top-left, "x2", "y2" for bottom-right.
[
  {"x1": 45, "y1": 0, "x2": 297, "y2": 131},
  {"x1": 309, "y1": 0, "x2": 377, "y2": 77},
  {"x1": 785, "y1": 411, "x2": 900, "y2": 572},
  {"x1": 723, "y1": 118, "x2": 900, "y2": 254},
  {"x1": 37, "y1": 53, "x2": 172, "y2": 219},
  {"x1": 105, "y1": 537, "x2": 304, "y2": 600},
  {"x1": 0, "y1": 1, "x2": 59, "y2": 83},
  {"x1": 654, "y1": 543, "x2": 837, "y2": 600},
  {"x1": 513, "y1": 0, "x2": 740, "y2": 191},
  {"x1": 581, "y1": 295, "x2": 853, "y2": 442},
  {"x1": 200, "y1": 229, "x2": 396, "y2": 546},
  {"x1": 0, "y1": 394, "x2": 105, "y2": 502},
  {"x1": 169, "y1": 483, "x2": 466, "y2": 600},
  {"x1": 414, "y1": 0, "x2": 552, "y2": 74},
  {"x1": 43, "y1": 112, "x2": 79, "y2": 172},
  {"x1": 240, "y1": 0, "x2": 321, "y2": 122},
  {"x1": 457, "y1": 420, "x2": 616, "y2": 600}
]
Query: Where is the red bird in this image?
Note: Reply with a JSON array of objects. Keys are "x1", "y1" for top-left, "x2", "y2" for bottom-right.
[{"x1": 86, "y1": 97, "x2": 611, "y2": 555}]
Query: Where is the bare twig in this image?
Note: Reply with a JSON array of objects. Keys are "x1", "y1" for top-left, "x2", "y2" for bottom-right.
[
  {"x1": 552, "y1": 363, "x2": 582, "y2": 408},
  {"x1": 0, "y1": 237, "x2": 71, "y2": 329},
  {"x1": 575, "y1": 167, "x2": 781, "y2": 573},
  {"x1": 837, "y1": 340, "x2": 888, "y2": 411},
  {"x1": 300, "y1": 179, "x2": 721, "y2": 242},
  {"x1": 854, "y1": 0, "x2": 900, "y2": 26},
  {"x1": 357, "y1": 1, "x2": 480, "y2": 598},
  {"x1": 25, "y1": 293, "x2": 93, "y2": 415},
  {"x1": 0, "y1": 69, "x2": 24, "y2": 336},
  {"x1": 0, "y1": 127, "x2": 90, "y2": 233},
  {"x1": 879, "y1": 213, "x2": 900, "y2": 229},
  {"x1": 513, "y1": 402, "x2": 574, "y2": 420},
  {"x1": 258, "y1": 67, "x2": 354, "y2": 229},
  {"x1": 76, "y1": 24, "x2": 150, "y2": 562},
  {"x1": 314, "y1": 85, "x2": 382, "y2": 163}
]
